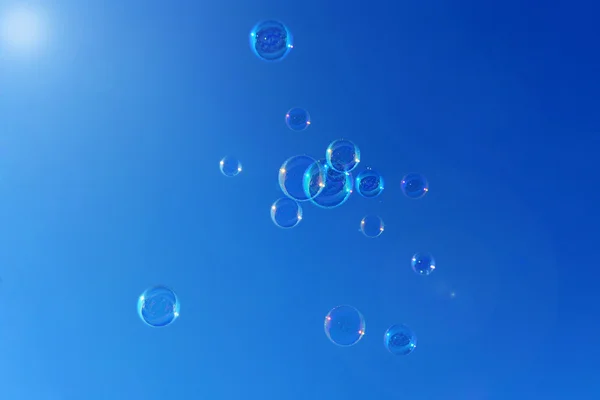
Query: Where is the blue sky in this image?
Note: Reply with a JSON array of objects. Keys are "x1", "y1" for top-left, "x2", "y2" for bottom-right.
[{"x1": 0, "y1": 0, "x2": 598, "y2": 399}]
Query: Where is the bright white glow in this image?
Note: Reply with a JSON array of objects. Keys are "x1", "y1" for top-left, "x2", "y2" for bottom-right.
[{"x1": 0, "y1": 6, "x2": 47, "y2": 54}]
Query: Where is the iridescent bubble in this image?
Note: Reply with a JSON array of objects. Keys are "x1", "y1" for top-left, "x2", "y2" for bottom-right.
[
  {"x1": 137, "y1": 285, "x2": 180, "y2": 328},
  {"x1": 401, "y1": 173, "x2": 429, "y2": 199},
  {"x1": 271, "y1": 197, "x2": 302, "y2": 229},
  {"x1": 219, "y1": 156, "x2": 242, "y2": 177},
  {"x1": 411, "y1": 252, "x2": 436, "y2": 276},
  {"x1": 326, "y1": 139, "x2": 361, "y2": 173},
  {"x1": 324, "y1": 305, "x2": 365, "y2": 347},
  {"x1": 360, "y1": 215, "x2": 384, "y2": 238},
  {"x1": 279, "y1": 155, "x2": 323, "y2": 201},
  {"x1": 303, "y1": 159, "x2": 353, "y2": 209},
  {"x1": 285, "y1": 108, "x2": 311, "y2": 131},
  {"x1": 355, "y1": 168, "x2": 384, "y2": 198},
  {"x1": 249, "y1": 20, "x2": 293, "y2": 62},
  {"x1": 384, "y1": 324, "x2": 417, "y2": 356}
]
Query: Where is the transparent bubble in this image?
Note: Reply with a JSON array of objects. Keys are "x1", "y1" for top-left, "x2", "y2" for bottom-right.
[
  {"x1": 219, "y1": 156, "x2": 242, "y2": 177},
  {"x1": 304, "y1": 159, "x2": 353, "y2": 209},
  {"x1": 326, "y1": 139, "x2": 361, "y2": 173},
  {"x1": 355, "y1": 168, "x2": 384, "y2": 198},
  {"x1": 249, "y1": 20, "x2": 293, "y2": 62},
  {"x1": 137, "y1": 285, "x2": 180, "y2": 328},
  {"x1": 401, "y1": 173, "x2": 429, "y2": 199},
  {"x1": 384, "y1": 324, "x2": 417, "y2": 356},
  {"x1": 324, "y1": 305, "x2": 365, "y2": 347},
  {"x1": 279, "y1": 155, "x2": 323, "y2": 201},
  {"x1": 285, "y1": 108, "x2": 311, "y2": 131},
  {"x1": 271, "y1": 197, "x2": 302, "y2": 229},
  {"x1": 360, "y1": 215, "x2": 385, "y2": 238},
  {"x1": 411, "y1": 252, "x2": 436, "y2": 276}
]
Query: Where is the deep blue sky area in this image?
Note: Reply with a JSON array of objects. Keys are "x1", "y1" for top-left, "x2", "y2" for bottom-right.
[{"x1": 0, "y1": 0, "x2": 598, "y2": 399}]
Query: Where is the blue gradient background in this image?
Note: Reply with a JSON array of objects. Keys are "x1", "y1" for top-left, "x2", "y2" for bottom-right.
[{"x1": 0, "y1": 0, "x2": 598, "y2": 399}]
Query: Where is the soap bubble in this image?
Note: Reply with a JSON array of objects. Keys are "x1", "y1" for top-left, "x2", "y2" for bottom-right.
[
  {"x1": 324, "y1": 305, "x2": 365, "y2": 347},
  {"x1": 401, "y1": 173, "x2": 429, "y2": 199},
  {"x1": 355, "y1": 168, "x2": 384, "y2": 198},
  {"x1": 285, "y1": 108, "x2": 311, "y2": 131},
  {"x1": 360, "y1": 215, "x2": 384, "y2": 238},
  {"x1": 384, "y1": 324, "x2": 417, "y2": 355},
  {"x1": 271, "y1": 197, "x2": 302, "y2": 229},
  {"x1": 219, "y1": 156, "x2": 242, "y2": 177},
  {"x1": 326, "y1": 139, "x2": 360, "y2": 173},
  {"x1": 411, "y1": 252, "x2": 436, "y2": 276},
  {"x1": 137, "y1": 285, "x2": 180, "y2": 328},
  {"x1": 249, "y1": 20, "x2": 293, "y2": 62}
]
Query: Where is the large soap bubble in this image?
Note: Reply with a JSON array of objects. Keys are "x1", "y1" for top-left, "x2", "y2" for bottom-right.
[
  {"x1": 324, "y1": 305, "x2": 365, "y2": 347},
  {"x1": 411, "y1": 252, "x2": 436, "y2": 276},
  {"x1": 355, "y1": 168, "x2": 384, "y2": 198},
  {"x1": 401, "y1": 173, "x2": 429, "y2": 199},
  {"x1": 271, "y1": 197, "x2": 302, "y2": 229},
  {"x1": 384, "y1": 324, "x2": 417, "y2": 355},
  {"x1": 285, "y1": 107, "x2": 311, "y2": 131},
  {"x1": 137, "y1": 285, "x2": 180, "y2": 328},
  {"x1": 249, "y1": 20, "x2": 293, "y2": 62},
  {"x1": 360, "y1": 215, "x2": 384, "y2": 238},
  {"x1": 219, "y1": 156, "x2": 242, "y2": 177},
  {"x1": 326, "y1": 139, "x2": 360, "y2": 173}
]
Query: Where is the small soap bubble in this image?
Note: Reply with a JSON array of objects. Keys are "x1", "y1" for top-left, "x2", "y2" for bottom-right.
[
  {"x1": 220, "y1": 156, "x2": 242, "y2": 177},
  {"x1": 384, "y1": 324, "x2": 417, "y2": 355},
  {"x1": 285, "y1": 108, "x2": 311, "y2": 131},
  {"x1": 360, "y1": 215, "x2": 385, "y2": 238},
  {"x1": 324, "y1": 305, "x2": 366, "y2": 347},
  {"x1": 326, "y1": 139, "x2": 360, "y2": 173},
  {"x1": 279, "y1": 155, "x2": 323, "y2": 201},
  {"x1": 355, "y1": 168, "x2": 384, "y2": 198},
  {"x1": 401, "y1": 173, "x2": 429, "y2": 199},
  {"x1": 137, "y1": 285, "x2": 180, "y2": 328},
  {"x1": 411, "y1": 252, "x2": 436, "y2": 276},
  {"x1": 249, "y1": 20, "x2": 293, "y2": 62},
  {"x1": 271, "y1": 197, "x2": 302, "y2": 229},
  {"x1": 304, "y1": 159, "x2": 353, "y2": 209}
]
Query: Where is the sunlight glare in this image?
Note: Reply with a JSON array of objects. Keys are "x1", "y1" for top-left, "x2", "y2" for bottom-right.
[{"x1": 0, "y1": 6, "x2": 47, "y2": 54}]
